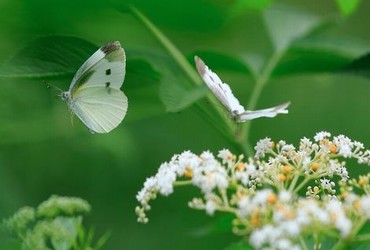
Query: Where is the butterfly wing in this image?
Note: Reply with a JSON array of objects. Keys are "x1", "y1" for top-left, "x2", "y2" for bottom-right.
[
  {"x1": 69, "y1": 41, "x2": 126, "y2": 94},
  {"x1": 194, "y1": 56, "x2": 245, "y2": 115},
  {"x1": 71, "y1": 87, "x2": 128, "y2": 133},
  {"x1": 236, "y1": 102, "x2": 290, "y2": 122}
]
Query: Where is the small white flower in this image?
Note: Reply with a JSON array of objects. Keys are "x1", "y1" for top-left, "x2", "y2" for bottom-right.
[
  {"x1": 234, "y1": 162, "x2": 258, "y2": 186},
  {"x1": 300, "y1": 137, "x2": 312, "y2": 149},
  {"x1": 359, "y1": 195, "x2": 370, "y2": 218},
  {"x1": 334, "y1": 135, "x2": 353, "y2": 158},
  {"x1": 314, "y1": 131, "x2": 331, "y2": 141},
  {"x1": 320, "y1": 178, "x2": 334, "y2": 191},
  {"x1": 176, "y1": 150, "x2": 201, "y2": 176},
  {"x1": 255, "y1": 138, "x2": 274, "y2": 158},
  {"x1": 217, "y1": 148, "x2": 233, "y2": 164},
  {"x1": 279, "y1": 190, "x2": 293, "y2": 203},
  {"x1": 253, "y1": 189, "x2": 273, "y2": 205},
  {"x1": 200, "y1": 150, "x2": 215, "y2": 161},
  {"x1": 354, "y1": 141, "x2": 364, "y2": 149},
  {"x1": 325, "y1": 200, "x2": 352, "y2": 237},
  {"x1": 281, "y1": 221, "x2": 300, "y2": 237},
  {"x1": 281, "y1": 144, "x2": 295, "y2": 152},
  {"x1": 205, "y1": 199, "x2": 217, "y2": 215},
  {"x1": 192, "y1": 158, "x2": 228, "y2": 194},
  {"x1": 136, "y1": 177, "x2": 157, "y2": 207},
  {"x1": 156, "y1": 163, "x2": 177, "y2": 195}
]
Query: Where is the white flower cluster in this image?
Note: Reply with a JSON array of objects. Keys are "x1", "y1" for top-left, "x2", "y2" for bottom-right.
[{"x1": 136, "y1": 132, "x2": 370, "y2": 249}]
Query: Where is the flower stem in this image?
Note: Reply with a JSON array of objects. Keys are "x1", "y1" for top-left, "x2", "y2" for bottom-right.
[
  {"x1": 130, "y1": 5, "x2": 236, "y2": 139},
  {"x1": 174, "y1": 180, "x2": 193, "y2": 186},
  {"x1": 238, "y1": 51, "x2": 285, "y2": 154},
  {"x1": 129, "y1": 6, "x2": 200, "y2": 84}
]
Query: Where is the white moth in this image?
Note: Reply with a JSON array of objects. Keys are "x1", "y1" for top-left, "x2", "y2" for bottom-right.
[
  {"x1": 194, "y1": 56, "x2": 290, "y2": 122},
  {"x1": 61, "y1": 41, "x2": 128, "y2": 133}
]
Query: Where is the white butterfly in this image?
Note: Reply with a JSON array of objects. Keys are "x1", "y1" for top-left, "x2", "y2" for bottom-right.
[
  {"x1": 61, "y1": 41, "x2": 128, "y2": 133},
  {"x1": 194, "y1": 56, "x2": 290, "y2": 122}
]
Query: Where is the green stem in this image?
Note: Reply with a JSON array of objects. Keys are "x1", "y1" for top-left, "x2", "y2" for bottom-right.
[
  {"x1": 130, "y1": 5, "x2": 236, "y2": 139},
  {"x1": 239, "y1": 51, "x2": 285, "y2": 149},
  {"x1": 352, "y1": 233, "x2": 370, "y2": 243},
  {"x1": 174, "y1": 180, "x2": 193, "y2": 186},
  {"x1": 298, "y1": 235, "x2": 309, "y2": 250},
  {"x1": 130, "y1": 5, "x2": 200, "y2": 84},
  {"x1": 293, "y1": 176, "x2": 312, "y2": 193},
  {"x1": 289, "y1": 174, "x2": 300, "y2": 193}
]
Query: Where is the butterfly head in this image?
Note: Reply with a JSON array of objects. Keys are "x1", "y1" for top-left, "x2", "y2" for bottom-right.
[
  {"x1": 61, "y1": 91, "x2": 70, "y2": 101},
  {"x1": 231, "y1": 110, "x2": 243, "y2": 123}
]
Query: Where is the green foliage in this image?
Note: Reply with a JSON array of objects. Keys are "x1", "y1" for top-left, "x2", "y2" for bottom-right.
[
  {"x1": 0, "y1": 36, "x2": 97, "y2": 78},
  {"x1": 336, "y1": 0, "x2": 362, "y2": 16},
  {"x1": 2, "y1": 196, "x2": 105, "y2": 250},
  {"x1": 231, "y1": 0, "x2": 273, "y2": 14},
  {"x1": 341, "y1": 53, "x2": 370, "y2": 79},
  {"x1": 0, "y1": 0, "x2": 370, "y2": 249},
  {"x1": 262, "y1": 4, "x2": 322, "y2": 53}
]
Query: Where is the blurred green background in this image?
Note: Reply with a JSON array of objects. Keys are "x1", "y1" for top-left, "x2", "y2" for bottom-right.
[{"x1": 1, "y1": 0, "x2": 370, "y2": 249}]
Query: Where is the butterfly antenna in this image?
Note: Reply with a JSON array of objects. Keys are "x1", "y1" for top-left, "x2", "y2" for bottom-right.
[{"x1": 44, "y1": 80, "x2": 64, "y2": 97}]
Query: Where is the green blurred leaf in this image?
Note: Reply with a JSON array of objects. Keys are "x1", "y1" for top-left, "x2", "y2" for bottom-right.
[
  {"x1": 124, "y1": 55, "x2": 165, "y2": 121},
  {"x1": 336, "y1": 0, "x2": 361, "y2": 17},
  {"x1": 340, "y1": 53, "x2": 370, "y2": 79},
  {"x1": 246, "y1": 24, "x2": 370, "y2": 78},
  {"x1": 225, "y1": 241, "x2": 253, "y2": 250},
  {"x1": 230, "y1": 0, "x2": 273, "y2": 17},
  {"x1": 0, "y1": 35, "x2": 97, "y2": 78},
  {"x1": 127, "y1": 6, "x2": 213, "y2": 113},
  {"x1": 160, "y1": 83, "x2": 207, "y2": 113},
  {"x1": 263, "y1": 4, "x2": 322, "y2": 52},
  {"x1": 129, "y1": 49, "x2": 206, "y2": 112},
  {"x1": 273, "y1": 35, "x2": 370, "y2": 76}
]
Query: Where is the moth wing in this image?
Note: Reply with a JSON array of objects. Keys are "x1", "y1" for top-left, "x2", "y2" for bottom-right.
[
  {"x1": 69, "y1": 41, "x2": 126, "y2": 94},
  {"x1": 194, "y1": 56, "x2": 245, "y2": 115},
  {"x1": 237, "y1": 102, "x2": 290, "y2": 122},
  {"x1": 71, "y1": 87, "x2": 128, "y2": 133}
]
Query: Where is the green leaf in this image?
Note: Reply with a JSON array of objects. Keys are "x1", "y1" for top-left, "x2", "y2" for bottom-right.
[
  {"x1": 128, "y1": 47, "x2": 206, "y2": 113},
  {"x1": 0, "y1": 35, "x2": 97, "y2": 78},
  {"x1": 263, "y1": 4, "x2": 322, "y2": 52},
  {"x1": 336, "y1": 0, "x2": 361, "y2": 17},
  {"x1": 230, "y1": 0, "x2": 273, "y2": 17},
  {"x1": 340, "y1": 53, "x2": 370, "y2": 78},
  {"x1": 123, "y1": 55, "x2": 166, "y2": 121},
  {"x1": 273, "y1": 35, "x2": 370, "y2": 76},
  {"x1": 160, "y1": 82, "x2": 207, "y2": 112}
]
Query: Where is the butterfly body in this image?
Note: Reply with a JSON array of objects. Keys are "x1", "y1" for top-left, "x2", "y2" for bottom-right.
[
  {"x1": 62, "y1": 41, "x2": 128, "y2": 133},
  {"x1": 195, "y1": 56, "x2": 289, "y2": 122}
]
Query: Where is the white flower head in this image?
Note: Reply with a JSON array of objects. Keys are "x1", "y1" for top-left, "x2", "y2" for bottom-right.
[
  {"x1": 333, "y1": 135, "x2": 353, "y2": 158},
  {"x1": 255, "y1": 138, "x2": 274, "y2": 158},
  {"x1": 359, "y1": 195, "x2": 370, "y2": 218},
  {"x1": 314, "y1": 131, "x2": 331, "y2": 142},
  {"x1": 217, "y1": 148, "x2": 234, "y2": 164}
]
